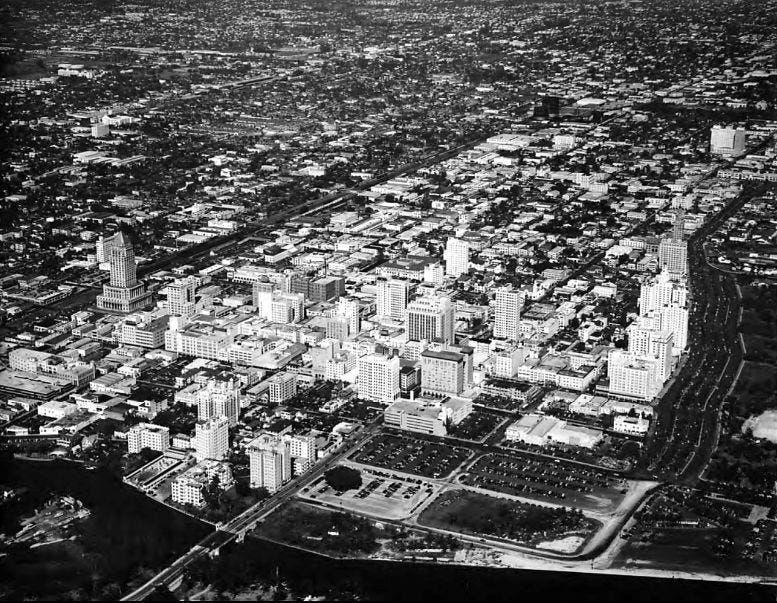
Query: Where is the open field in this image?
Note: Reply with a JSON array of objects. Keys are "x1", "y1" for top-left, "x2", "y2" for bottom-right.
[{"x1": 417, "y1": 489, "x2": 598, "y2": 553}]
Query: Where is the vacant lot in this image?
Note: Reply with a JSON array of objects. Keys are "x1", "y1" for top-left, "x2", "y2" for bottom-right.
[{"x1": 418, "y1": 489, "x2": 597, "y2": 552}]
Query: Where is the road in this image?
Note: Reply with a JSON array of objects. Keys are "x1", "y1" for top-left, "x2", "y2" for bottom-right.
[
  {"x1": 641, "y1": 181, "x2": 770, "y2": 484},
  {"x1": 120, "y1": 421, "x2": 382, "y2": 601}
]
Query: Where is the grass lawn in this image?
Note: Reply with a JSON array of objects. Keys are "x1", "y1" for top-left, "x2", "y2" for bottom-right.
[{"x1": 417, "y1": 489, "x2": 598, "y2": 552}]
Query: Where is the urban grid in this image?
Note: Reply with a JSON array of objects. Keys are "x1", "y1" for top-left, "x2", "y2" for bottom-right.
[{"x1": 1, "y1": 0, "x2": 777, "y2": 601}]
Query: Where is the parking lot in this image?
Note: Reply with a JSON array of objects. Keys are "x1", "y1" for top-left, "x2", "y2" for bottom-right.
[
  {"x1": 352, "y1": 433, "x2": 472, "y2": 479},
  {"x1": 462, "y1": 452, "x2": 629, "y2": 513},
  {"x1": 449, "y1": 410, "x2": 504, "y2": 443},
  {"x1": 299, "y1": 466, "x2": 440, "y2": 520}
]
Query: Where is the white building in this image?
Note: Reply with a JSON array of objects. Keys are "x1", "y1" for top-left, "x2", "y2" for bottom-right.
[
  {"x1": 267, "y1": 371, "x2": 298, "y2": 403},
  {"x1": 127, "y1": 423, "x2": 170, "y2": 454},
  {"x1": 171, "y1": 460, "x2": 234, "y2": 507},
  {"x1": 357, "y1": 354, "x2": 400, "y2": 404},
  {"x1": 376, "y1": 277, "x2": 413, "y2": 320},
  {"x1": 444, "y1": 237, "x2": 470, "y2": 277},
  {"x1": 710, "y1": 125, "x2": 746, "y2": 156},
  {"x1": 194, "y1": 377, "x2": 241, "y2": 427},
  {"x1": 493, "y1": 288, "x2": 525, "y2": 341},
  {"x1": 406, "y1": 294, "x2": 455, "y2": 343},
  {"x1": 613, "y1": 415, "x2": 651, "y2": 436},
  {"x1": 194, "y1": 416, "x2": 230, "y2": 461},
  {"x1": 247, "y1": 433, "x2": 292, "y2": 492}
]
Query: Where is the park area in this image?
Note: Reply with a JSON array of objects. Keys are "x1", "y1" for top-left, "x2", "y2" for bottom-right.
[
  {"x1": 417, "y1": 489, "x2": 598, "y2": 553},
  {"x1": 461, "y1": 452, "x2": 629, "y2": 513}
]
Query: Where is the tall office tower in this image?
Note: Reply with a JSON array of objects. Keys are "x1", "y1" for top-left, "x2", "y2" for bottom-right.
[
  {"x1": 96, "y1": 232, "x2": 152, "y2": 313},
  {"x1": 270, "y1": 292, "x2": 305, "y2": 324},
  {"x1": 337, "y1": 297, "x2": 361, "y2": 335},
  {"x1": 248, "y1": 433, "x2": 292, "y2": 492},
  {"x1": 376, "y1": 277, "x2": 413, "y2": 320},
  {"x1": 357, "y1": 353, "x2": 400, "y2": 404},
  {"x1": 444, "y1": 237, "x2": 470, "y2": 277},
  {"x1": 166, "y1": 277, "x2": 197, "y2": 318},
  {"x1": 421, "y1": 349, "x2": 466, "y2": 396},
  {"x1": 406, "y1": 295, "x2": 455, "y2": 343},
  {"x1": 658, "y1": 211, "x2": 688, "y2": 275},
  {"x1": 194, "y1": 416, "x2": 229, "y2": 461},
  {"x1": 493, "y1": 288, "x2": 525, "y2": 341},
  {"x1": 710, "y1": 125, "x2": 746, "y2": 156},
  {"x1": 196, "y1": 377, "x2": 241, "y2": 427},
  {"x1": 639, "y1": 270, "x2": 688, "y2": 315},
  {"x1": 253, "y1": 281, "x2": 274, "y2": 319}
]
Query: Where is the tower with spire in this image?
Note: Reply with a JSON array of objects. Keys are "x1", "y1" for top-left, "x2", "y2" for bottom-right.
[{"x1": 96, "y1": 231, "x2": 152, "y2": 313}]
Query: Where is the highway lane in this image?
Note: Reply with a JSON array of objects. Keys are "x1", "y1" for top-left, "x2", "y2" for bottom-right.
[{"x1": 642, "y1": 182, "x2": 769, "y2": 484}]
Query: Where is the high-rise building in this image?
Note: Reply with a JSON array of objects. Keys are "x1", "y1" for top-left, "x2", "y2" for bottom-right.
[
  {"x1": 627, "y1": 324, "x2": 673, "y2": 382},
  {"x1": 658, "y1": 211, "x2": 688, "y2": 275},
  {"x1": 253, "y1": 281, "x2": 274, "y2": 319},
  {"x1": 270, "y1": 292, "x2": 305, "y2": 324},
  {"x1": 376, "y1": 277, "x2": 413, "y2": 320},
  {"x1": 286, "y1": 432, "x2": 317, "y2": 474},
  {"x1": 166, "y1": 277, "x2": 197, "y2": 318},
  {"x1": 710, "y1": 125, "x2": 746, "y2": 156},
  {"x1": 357, "y1": 354, "x2": 400, "y2": 404},
  {"x1": 195, "y1": 377, "x2": 241, "y2": 427},
  {"x1": 406, "y1": 295, "x2": 455, "y2": 343},
  {"x1": 194, "y1": 416, "x2": 229, "y2": 461},
  {"x1": 267, "y1": 372, "x2": 298, "y2": 404},
  {"x1": 444, "y1": 237, "x2": 470, "y2": 277},
  {"x1": 127, "y1": 423, "x2": 170, "y2": 454},
  {"x1": 493, "y1": 288, "x2": 525, "y2": 341},
  {"x1": 607, "y1": 349, "x2": 663, "y2": 402},
  {"x1": 421, "y1": 349, "x2": 466, "y2": 397},
  {"x1": 337, "y1": 297, "x2": 361, "y2": 335},
  {"x1": 639, "y1": 271, "x2": 689, "y2": 355},
  {"x1": 639, "y1": 271, "x2": 688, "y2": 314},
  {"x1": 659, "y1": 304, "x2": 689, "y2": 353},
  {"x1": 248, "y1": 433, "x2": 292, "y2": 492},
  {"x1": 96, "y1": 232, "x2": 151, "y2": 313}
]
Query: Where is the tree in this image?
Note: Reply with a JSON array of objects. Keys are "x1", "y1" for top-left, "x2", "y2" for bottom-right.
[
  {"x1": 202, "y1": 474, "x2": 223, "y2": 508},
  {"x1": 324, "y1": 466, "x2": 362, "y2": 492}
]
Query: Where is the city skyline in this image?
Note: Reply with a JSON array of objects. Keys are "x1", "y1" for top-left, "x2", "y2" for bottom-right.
[{"x1": 1, "y1": 0, "x2": 777, "y2": 601}]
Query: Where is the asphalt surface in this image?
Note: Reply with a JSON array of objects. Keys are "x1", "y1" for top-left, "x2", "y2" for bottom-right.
[{"x1": 642, "y1": 182, "x2": 769, "y2": 484}]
